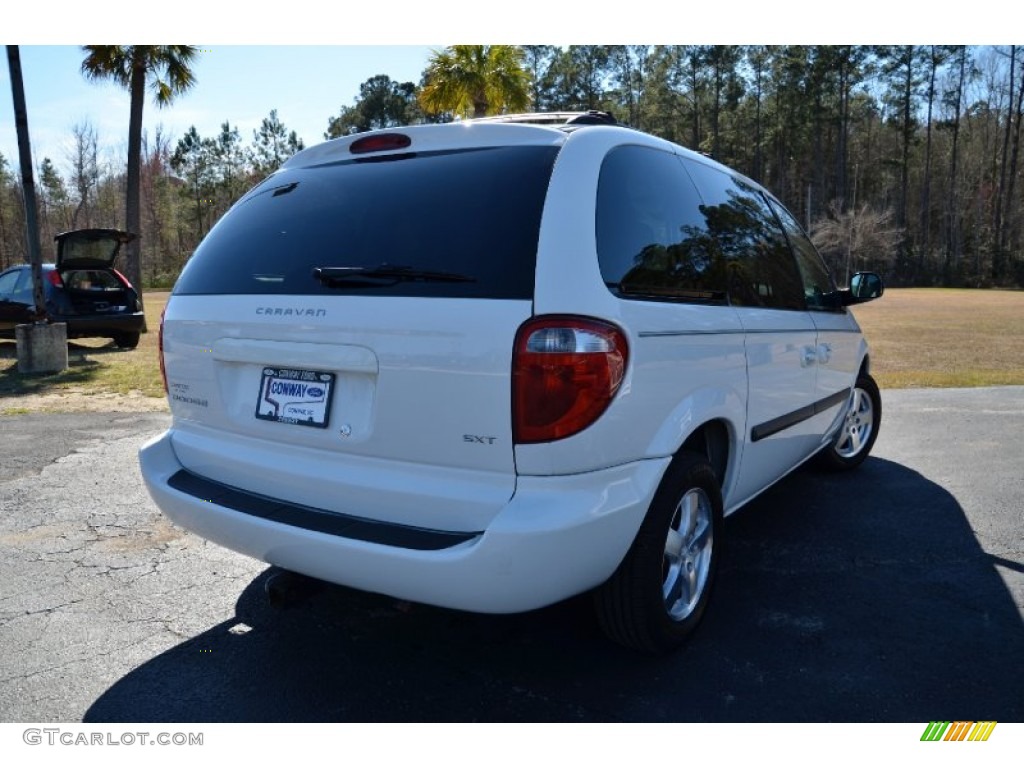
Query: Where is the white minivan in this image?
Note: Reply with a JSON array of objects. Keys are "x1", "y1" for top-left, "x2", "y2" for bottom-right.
[{"x1": 140, "y1": 112, "x2": 884, "y2": 653}]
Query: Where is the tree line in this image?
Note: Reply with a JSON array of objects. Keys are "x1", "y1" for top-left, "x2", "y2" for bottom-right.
[
  {"x1": 0, "y1": 108, "x2": 306, "y2": 286},
  {"x1": 1, "y1": 45, "x2": 1023, "y2": 290}
]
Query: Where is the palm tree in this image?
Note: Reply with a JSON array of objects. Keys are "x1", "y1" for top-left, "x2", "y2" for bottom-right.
[
  {"x1": 419, "y1": 45, "x2": 530, "y2": 119},
  {"x1": 81, "y1": 46, "x2": 198, "y2": 304}
]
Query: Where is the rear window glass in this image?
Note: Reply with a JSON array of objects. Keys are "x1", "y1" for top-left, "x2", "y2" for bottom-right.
[
  {"x1": 173, "y1": 145, "x2": 560, "y2": 299},
  {"x1": 58, "y1": 232, "x2": 121, "y2": 265},
  {"x1": 597, "y1": 145, "x2": 727, "y2": 303}
]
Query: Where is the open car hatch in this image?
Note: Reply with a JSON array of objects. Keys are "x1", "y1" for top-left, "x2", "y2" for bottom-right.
[{"x1": 55, "y1": 228, "x2": 136, "y2": 270}]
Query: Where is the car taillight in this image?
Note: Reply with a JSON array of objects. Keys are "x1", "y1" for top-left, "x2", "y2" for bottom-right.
[
  {"x1": 112, "y1": 268, "x2": 134, "y2": 290},
  {"x1": 158, "y1": 304, "x2": 168, "y2": 394},
  {"x1": 513, "y1": 316, "x2": 628, "y2": 444},
  {"x1": 47, "y1": 271, "x2": 63, "y2": 287}
]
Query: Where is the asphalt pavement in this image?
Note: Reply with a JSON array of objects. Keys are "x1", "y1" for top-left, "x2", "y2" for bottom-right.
[{"x1": 0, "y1": 388, "x2": 1021, "y2": 722}]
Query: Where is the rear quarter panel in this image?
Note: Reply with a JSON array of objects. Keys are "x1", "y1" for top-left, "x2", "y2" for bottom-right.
[{"x1": 521, "y1": 129, "x2": 748, "y2": 481}]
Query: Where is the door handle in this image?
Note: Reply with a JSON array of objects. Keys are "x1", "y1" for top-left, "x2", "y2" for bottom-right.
[{"x1": 801, "y1": 346, "x2": 818, "y2": 367}]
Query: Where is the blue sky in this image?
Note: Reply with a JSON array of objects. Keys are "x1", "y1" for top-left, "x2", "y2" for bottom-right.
[{"x1": 1, "y1": 45, "x2": 440, "y2": 172}]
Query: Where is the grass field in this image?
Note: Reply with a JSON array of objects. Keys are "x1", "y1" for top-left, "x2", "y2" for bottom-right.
[
  {"x1": 1, "y1": 288, "x2": 1022, "y2": 414},
  {"x1": 0, "y1": 292, "x2": 169, "y2": 414},
  {"x1": 852, "y1": 288, "x2": 1024, "y2": 389}
]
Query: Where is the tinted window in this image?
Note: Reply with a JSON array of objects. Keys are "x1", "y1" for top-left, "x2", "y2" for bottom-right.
[
  {"x1": 0, "y1": 269, "x2": 20, "y2": 296},
  {"x1": 0, "y1": 268, "x2": 32, "y2": 303},
  {"x1": 13, "y1": 268, "x2": 30, "y2": 292},
  {"x1": 174, "y1": 146, "x2": 560, "y2": 299},
  {"x1": 57, "y1": 231, "x2": 121, "y2": 265},
  {"x1": 682, "y1": 159, "x2": 805, "y2": 311},
  {"x1": 12, "y1": 269, "x2": 34, "y2": 302},
  {"x1": 767, "y1": 198, "x2": 837, "y2": 311},
  {"x1": 597, "y1": 145, "x2": 726, "y2": 302}
]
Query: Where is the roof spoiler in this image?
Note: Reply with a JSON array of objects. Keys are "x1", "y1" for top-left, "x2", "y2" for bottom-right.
[{"x1": 468, "y1": 110, "x2": 618, "y2": 127}]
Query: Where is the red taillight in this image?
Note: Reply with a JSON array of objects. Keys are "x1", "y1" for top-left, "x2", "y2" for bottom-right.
[
  {"x1": 112, "y1": 268, "x2": 134, "y2": 290},
  {"x1": 350, "y1": 133, "x2": 411, "y2": 154},
  {"x1": 158, "y1": 304, "x2": 168, "y2": 395},
  {"x1": 513, "y1": 316, "x2": 628, "y2": 444},
  {"x1": 47, "y1": 270, "x2": 63, "y2": 287}
]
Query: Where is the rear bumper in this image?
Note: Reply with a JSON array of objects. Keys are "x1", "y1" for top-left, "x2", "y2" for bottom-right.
[
  {"x1": 62, "y1": 311, "x2": 146, "y2": 338},
  {"x1": 0, "y1": 312, "x2": 146, "y2": 340},
  {"x1": 139, "y1": 429, "x2": 669, "y2": 613}
]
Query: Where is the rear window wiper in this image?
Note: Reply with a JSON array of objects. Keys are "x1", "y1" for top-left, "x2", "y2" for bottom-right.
[{"x1": 313, "y1": 265, "x2": 477, "y2": 287}]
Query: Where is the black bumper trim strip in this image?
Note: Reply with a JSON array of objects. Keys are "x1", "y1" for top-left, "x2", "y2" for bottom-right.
[
  {"x1": 167, "y1": 469, "x2": 481, "y2": 551},
  {"x1": 750, "y1": 388, "x2": 850, "y2": 443}
]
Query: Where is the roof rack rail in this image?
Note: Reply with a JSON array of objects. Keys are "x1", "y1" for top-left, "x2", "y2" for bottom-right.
[{"x1": 466, "y1": 111, "x2": 618, "y2": 127}]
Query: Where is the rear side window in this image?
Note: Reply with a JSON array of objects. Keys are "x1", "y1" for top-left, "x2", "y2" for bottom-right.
[
  {"x1": 0, "y1": 268, "x2": 33, "y2": 303},
  {"x1": 681, "y1": 158, "x2": 805, "y2": 311},
  {"x1": 0, "y1": 269, "x2": 24, "y2": 296},
  {"x1": 597, "y1": 145, "x2": 727, "y2": 302},
  {"x1": 173, "y1": 145, "x2": 560, "y2": 299}
]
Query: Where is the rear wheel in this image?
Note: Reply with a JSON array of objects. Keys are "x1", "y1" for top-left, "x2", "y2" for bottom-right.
[
  {"x1": 112, "y1": 332, "x2": 140, "y2": 350},
  {"x1": 594, "y1": 452, "x2": 723, "y2": 654},
  {"x1": 817, "y1": 373, "x2": 881, "y2": 471}
]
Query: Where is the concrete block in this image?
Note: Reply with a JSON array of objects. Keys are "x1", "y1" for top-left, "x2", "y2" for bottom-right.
[{"x1": 15, "y1": 323, "x2": 68, "y2": 374}]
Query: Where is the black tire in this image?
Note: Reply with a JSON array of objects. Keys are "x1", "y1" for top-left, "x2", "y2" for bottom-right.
[
  {"x1": 112, "y1": 332, "x2": 140, "y2": 350},
  {"x1": 594, "y1": 451, "x2": 723, "y2": 654},
  {"x1": 816, "y1": 373, "x2": 881, "y2": 471}
]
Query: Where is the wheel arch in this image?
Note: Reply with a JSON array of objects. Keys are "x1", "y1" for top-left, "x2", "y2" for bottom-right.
[
  {"x1": 859, "y1": 353, "x2": 871, "y2": 378},
  {"x1": 678, "y1": 419, "x2": 731, "y2": 491},
  {"x1": 643, "y1": 385, "x2": 744, "y2": 494}
]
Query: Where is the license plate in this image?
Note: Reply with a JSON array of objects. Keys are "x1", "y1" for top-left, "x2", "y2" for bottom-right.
[{"x1": 255, "y1": 367, "x2": 335, "y2": 428}]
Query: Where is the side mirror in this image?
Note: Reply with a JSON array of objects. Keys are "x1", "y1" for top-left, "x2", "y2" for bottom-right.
[
  {"x1": 851, "y1": 272, "x2": 884, "y2": 299},
  {"x1": 841, "y1": 272, "x2": 884, "y2": 305}
]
